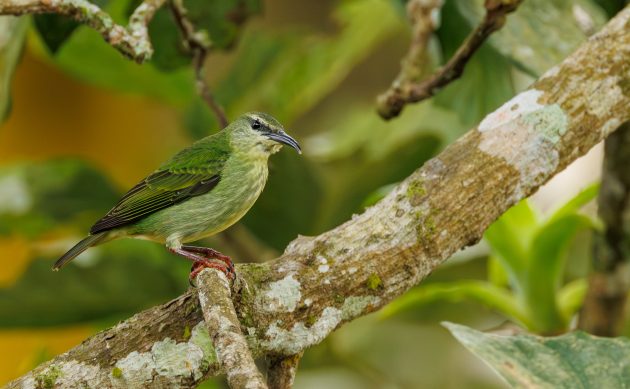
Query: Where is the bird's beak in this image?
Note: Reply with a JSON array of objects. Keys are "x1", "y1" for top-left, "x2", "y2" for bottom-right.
[{"x1": 267, "y1": 131, "x2": 302, "y2": 154}]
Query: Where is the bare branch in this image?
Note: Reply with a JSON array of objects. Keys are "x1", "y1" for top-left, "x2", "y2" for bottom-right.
[
  {"x1": 5, "y1": 6, "x2": 630, "y2": 388},
  {"x1": 0, "y1": 0, "x2": 165, "y2": 62},
  {"x1": 579, "y1": 122, "x2": 630, "y2": 336},
  {"x1": 377, "y1": 0, "x2": 523, "y2": 120},
  {"x1": 267, "y1": 353, "x2": 303, "y2": 389},
  {"x1": 169, "y1": 0, "x2": 228, "y2": 128},
  {"x1": 196, "y1": 269, "x2": 268, "y2": 389},
  {"x1": 376, "y1": 0, "x2": 443, "y2": 115}
]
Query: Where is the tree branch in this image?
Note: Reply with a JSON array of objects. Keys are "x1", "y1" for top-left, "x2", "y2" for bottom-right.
[
  {"x1": 5, "y1": 6, "x2": 630, "y2": 388},
  {"x1": 579, "y1": 122, "x2": 630, "y2": 336},
  {"x1": 0, "y1": 0, "x2": 165, "y2": 63},
  {"x1": 196, "y1": 269, "x2": 267, "y2": 389},
  {"x1": 169, "y1": 0, "x2": 228, "y2": 128},
  {"x1": 377, "y1": 0, "x2": 523, "y2": 120},
  {"x1": 267, "y1": 353, "x2": 302, "y2": 389}
]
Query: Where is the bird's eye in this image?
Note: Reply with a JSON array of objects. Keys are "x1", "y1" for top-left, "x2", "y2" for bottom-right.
[{"x1": 251, "y1": 120, "x2": 262, "y2": 130}]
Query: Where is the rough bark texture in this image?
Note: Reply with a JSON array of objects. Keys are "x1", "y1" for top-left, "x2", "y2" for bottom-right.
[
  {"x1": 579, "y1": 122, "x2": 630, "y2": 336},
  {"x1": 5, "y1": 6, "x2": 630, "y2": 389},
  {"x1": 267, "y1": 353, "x2": 302, "y2": 389},
  {"x1": 196, "y1": 269, "x2": 267, "y2": 389},
  {"x1": 0, "y1": 0, "x2": 165, "y2": 62}
]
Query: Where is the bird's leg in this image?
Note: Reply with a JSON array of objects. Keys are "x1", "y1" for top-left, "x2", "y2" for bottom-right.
[
  {"x1": 168, "y1": 247, "x2": 234, "y2": 284},
  {"x1": 181, "y1": 245, "x2": 235, "y2": 275}
]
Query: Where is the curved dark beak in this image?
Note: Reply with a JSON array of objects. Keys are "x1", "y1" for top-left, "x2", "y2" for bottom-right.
[{"x1": 267, "y1": 130, "x2": 302, "y2": 154}]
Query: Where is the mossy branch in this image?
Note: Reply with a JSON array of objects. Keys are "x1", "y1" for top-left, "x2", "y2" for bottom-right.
[
  {"x1": 0, "y1": 0, "x2": 166, "y2": 62},
  {"x1": 4, "y1": 5, "x2": 630, "y2": 389}
]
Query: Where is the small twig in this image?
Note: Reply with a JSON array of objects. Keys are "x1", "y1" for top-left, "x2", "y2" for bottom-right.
[
  {"x1": 579, "y1": 122, "x2": 630, "y2": 336},
  {"x1": 197, "y1": 268, "x2": 268, "y2": 389},
  {"x1": 377, "y1": 0, "x2": 523, "y2": 120},
  {"x1": 169, "y1": 0, "x2": 228, "y2": 128},
  {"x1": 0, "y1": 0, "x2": 165, "y2": 62},
  {"x1": 267, "y1": 353, "x2": 303, "y2": 389},
  {"x1": 376, "y1": 0, "x2": 443, "y2": 115}
]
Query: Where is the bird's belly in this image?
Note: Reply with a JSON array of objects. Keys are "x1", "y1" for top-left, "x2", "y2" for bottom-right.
[{"x1": 131, "y1": 161, "x2": 268, "y2": 243}]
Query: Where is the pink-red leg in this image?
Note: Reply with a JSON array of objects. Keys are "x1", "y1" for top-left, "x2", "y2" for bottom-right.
[
  {"x1": 181, "y1": 245, "x2": 235, "y2": 274},
  {"x1": 168, "y1": 247, "x2": 234, "y2": 284}
]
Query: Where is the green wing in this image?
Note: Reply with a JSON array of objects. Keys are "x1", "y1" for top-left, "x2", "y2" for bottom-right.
[{"x1": 90, "y1": 131, "x2": 231, "y2": 234}]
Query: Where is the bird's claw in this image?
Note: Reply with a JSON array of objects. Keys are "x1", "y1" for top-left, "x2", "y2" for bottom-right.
[{"x1": 189, "y1": 258, "x2": 236, "y2": 286}]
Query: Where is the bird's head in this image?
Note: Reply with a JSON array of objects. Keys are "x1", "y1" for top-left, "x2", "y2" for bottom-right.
[{"x1": 229, "y1": 112, "x2": 301, "y2": 157}]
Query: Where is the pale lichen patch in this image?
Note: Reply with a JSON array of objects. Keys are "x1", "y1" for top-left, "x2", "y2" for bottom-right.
[
  {"x1": 263, "y1": 307, "x2": 342, "y2": 355},
  {"x1": 260, "y1": 274, "x2": 302, "y2": 312},
  {"x1": 341, "y1": 296, "x2": 381, "y2": 320},
  {"x1": 478, "y1": 89, "x2": 568, "y2": 195},
  {"x1": 114, "y1": 322, "x2": 215, "y2": 383}
]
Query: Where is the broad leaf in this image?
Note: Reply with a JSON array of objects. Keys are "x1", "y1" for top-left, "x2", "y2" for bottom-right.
[
  {"x1": 444, "y1": 322, "x2": 630, "y2": 388},
  {"x1": 33, "y1": 0, "x2": 108, "y2": 54},
  {"x1": 455, "y1": 0, "x2": 607, "y2": 76},
  {"x1": 484, "y1": 200, "x2": 538, "y2": 289},
  {"x1": 0, "y1": 16, "x2": 27, "y2": 124},
  {"x1": 436, "y1": 0, "x2": 515, "y2": 127}
]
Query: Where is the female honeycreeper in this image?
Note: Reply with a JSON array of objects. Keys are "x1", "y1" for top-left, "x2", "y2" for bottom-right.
[{"x1": 53, "y1": 112, "x2": 301, "y2": 281}]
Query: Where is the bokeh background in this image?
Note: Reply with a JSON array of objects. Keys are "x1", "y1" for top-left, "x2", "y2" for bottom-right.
[{"x1": 0, "y1": 0, "x2": 624, "y2": 386}]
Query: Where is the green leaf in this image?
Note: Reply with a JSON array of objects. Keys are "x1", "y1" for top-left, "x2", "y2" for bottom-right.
[
  {"x1": 126, "y1": 0, "x2": 261, "y2": 72},
  {"x1": 0, "y1": 160, "x2": 120, "y2": 238},
  {"x1": 444, "y1": 322, "x2": 630, "y2": 388},
  {"x1": 382, "y1": 281, "x2": 530, "y2": 327},
  {"x1": 33, "y1": 0, "x2": 108, "y2": 54},
  {"x1": 525, "y1": 214, "x2": 595, "y2": 333},
  {"x1": 548, "y1": 182, "x2": 599, "y2": 223},
  {"x1": 145, "y1": 7, "x2": 191, "y2": 72},
  {"x1": 223, "y1": 0, "x2": 405, "y2": 124},
  {"x1": 0, "y1": 240, "x2": 188, "y2": 327},
  {"x1": 454, "y1": 0, "x2": 607, "y2": 76},
  {"x1": 52, "y1": 24, "x2": 195, "y2": 104},
  {"x1": 435, "y1": 0, "x2": 515, "y2": 127},
  {"x1": 185, "y1": 0, "x2": 262, "y2": 49},
  {"x1": 0, "y1": 16, "x2": 27, "y2": 124},
  {"x1": 557, "y1": 279, "x2": 587, "y2": 321},
  {"x1": 484, "y1": 200, "x2": 538, "y2": 290}
]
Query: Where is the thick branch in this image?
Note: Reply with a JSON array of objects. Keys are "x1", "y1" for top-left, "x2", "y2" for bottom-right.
[
  {"x1": 5, "y1": 6, "x2": 630, "y2": 389},
  {"x1": 579, "y1": 122, "x2": 630, "y2": 336},
  {"x1": 267, "y1": 353, "x2": 302, "y2": 389},
  {"x1": 377, "y1": 0, "x2": 523, "y2": 119},
  {"x1": 196, "y1": 269, "x2": 267, "y2": 389},
  {"x1": 0, "y1": 0, "x2": 165, "y2": 62}
]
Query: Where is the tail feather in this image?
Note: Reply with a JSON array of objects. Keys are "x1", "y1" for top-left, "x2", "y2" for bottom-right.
[{"x1": 53, "y1": 233, "x2": 107, "y2": 271}]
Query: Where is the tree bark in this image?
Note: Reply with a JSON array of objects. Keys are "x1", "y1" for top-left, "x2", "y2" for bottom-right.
[
  {"x1": 579, "y1": 122, "x2": 630, "y2": 336},
  {"x1": 5, "y1": 5, "x2": 630, "y2": 389},
  {"x1": 196, "y1": 269, "x2": 268, "y2": 389}
]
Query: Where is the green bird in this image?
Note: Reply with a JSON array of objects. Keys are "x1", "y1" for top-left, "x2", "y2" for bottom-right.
[{"x1": 53, "y1": 112, "x2": 301, "y2": 280}]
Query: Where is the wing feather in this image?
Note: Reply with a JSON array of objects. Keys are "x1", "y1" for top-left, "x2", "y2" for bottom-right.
[{"x1": 89, "y1": 131, "x2": 232, "y2": 234}]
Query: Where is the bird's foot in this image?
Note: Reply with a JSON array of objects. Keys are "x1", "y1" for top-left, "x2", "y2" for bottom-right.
[
  {"x1": 181, "y1": 245, "x2": 235, "y2": 275},
  {"x1": 189, "y1": 259, "x2": 235, "y2": 286},
  {"x1": 168, "y1": 246, "x2": 235, "y2": 286}
]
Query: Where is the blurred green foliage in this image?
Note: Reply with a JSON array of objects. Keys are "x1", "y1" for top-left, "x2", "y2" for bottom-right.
[{"x1": 0, "y1": 16, "x2": 26, "y2": 123}]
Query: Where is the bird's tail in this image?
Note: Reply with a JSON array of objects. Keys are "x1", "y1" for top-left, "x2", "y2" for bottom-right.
[{"x1": 52, "y1": 232, "x2": 107, "y2": 271}]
